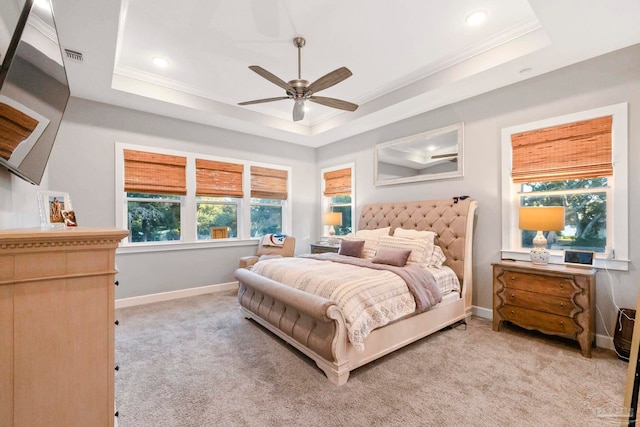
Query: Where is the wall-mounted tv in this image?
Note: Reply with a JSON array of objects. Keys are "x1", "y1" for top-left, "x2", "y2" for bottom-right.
[{"x1": 0, "y1": 0, "x2": 70, "y2": 185}]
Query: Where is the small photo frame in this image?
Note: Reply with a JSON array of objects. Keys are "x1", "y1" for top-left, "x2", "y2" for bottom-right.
[{"x1": 37, "y1": 191, "x2": 73, "y2": 229}]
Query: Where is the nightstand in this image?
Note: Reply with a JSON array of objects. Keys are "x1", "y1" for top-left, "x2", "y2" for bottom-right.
[
  {"x1": 492, "y1": 260, "x2": 596, "y2": 357},
  {"x1": 310, "y1": 242, "x2": 340, "y2": 254}
]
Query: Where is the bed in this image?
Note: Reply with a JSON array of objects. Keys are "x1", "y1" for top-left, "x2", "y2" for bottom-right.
[{"x1": 235, "y1": 197, "x2": 477, "y2": 385}]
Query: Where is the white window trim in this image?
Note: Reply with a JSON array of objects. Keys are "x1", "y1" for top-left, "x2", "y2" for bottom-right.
[
  {"x1": 115, "y1": 142, "x2": 292, "y2": 252},
  {"x1": 320, "y1": 162, "x2": 355, "y2": 238},
  {"x1": 500, "y1": 102, "x2": 628, "y2": 270}
]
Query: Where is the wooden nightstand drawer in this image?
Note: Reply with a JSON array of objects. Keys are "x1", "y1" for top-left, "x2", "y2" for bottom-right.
[
  {"x1": 501, "y1": 288, "x2": 578, "y2": 317},
  {"x1": 499, "y1": 304, "x2": 581, "y2": 336},
  {"x1": 501, "y1": 270, "x2": 578, "y2": 298}
]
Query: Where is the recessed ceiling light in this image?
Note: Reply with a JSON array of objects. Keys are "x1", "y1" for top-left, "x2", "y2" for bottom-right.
[
  {"x1": 466, "y1": 10, "x2": 488, "y2": 27},
  {"x1": 152, "y1": 56, "x2": 169, "y2": 68}
]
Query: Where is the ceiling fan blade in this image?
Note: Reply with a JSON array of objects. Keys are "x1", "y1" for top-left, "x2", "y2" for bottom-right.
[
  {"x1": 248, "y1": 66, "x2": 293, "y2": 93},
  {"x1": 305, "y1": 67, "x2": 352, "y2": 95},
  {"x1": 238, "y1": 96, "x2": 290, "y2": 106},
  {"x1": 309, "y1": 96, "x2": 358, "y2": 112},
  {"x1": 292, "y1": 99, "x2": 305, "y2": 121}
]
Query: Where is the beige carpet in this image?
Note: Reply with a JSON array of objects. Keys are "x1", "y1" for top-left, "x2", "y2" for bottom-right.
[{"x1": 115, "y1": 290, "x2": 627, "y2": 427}]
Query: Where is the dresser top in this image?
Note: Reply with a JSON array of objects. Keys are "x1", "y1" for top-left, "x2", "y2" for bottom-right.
[
  {"x1": 493, "y1": 259, "x2": 596, "y2": 276},
  {"x1": 0, "y1": 226, "x2": 129, "y2": 245}
]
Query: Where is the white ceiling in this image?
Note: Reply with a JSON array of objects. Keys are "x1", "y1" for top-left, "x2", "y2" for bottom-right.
[{"x1": 51, "y1": 0, "x2": 640, "y2": 148}]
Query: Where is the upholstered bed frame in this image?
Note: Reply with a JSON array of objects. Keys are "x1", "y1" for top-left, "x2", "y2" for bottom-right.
[{"x1": 235, "y1": 198, "x2": 477, "y2": 385}]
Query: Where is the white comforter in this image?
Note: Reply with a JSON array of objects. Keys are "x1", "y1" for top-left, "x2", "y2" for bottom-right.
[{"x1": 251, "y1": 256, "x2": 418, "y2": 352}]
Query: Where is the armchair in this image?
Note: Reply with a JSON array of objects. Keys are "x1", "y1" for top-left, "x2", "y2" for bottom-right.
[{"x1": 239, "y1": 236, "x2": 296, "y2": 269}]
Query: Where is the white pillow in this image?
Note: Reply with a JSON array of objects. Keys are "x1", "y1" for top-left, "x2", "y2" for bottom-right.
[
  {"x1": 355, "y1": 227, "x2": 390, "y2": 239},
  {"x1": 342, "y1": 234, "x2": 378, "y2": 259},
  {"x1": 429, "y1": 245, "x2": 447, "y2": 268},
  {"x1": 393, "y1": 228, "x2": 436, "y2": 241},
  {"x1": 377, "y1": 235, "x2": 432, "y2": 267}
]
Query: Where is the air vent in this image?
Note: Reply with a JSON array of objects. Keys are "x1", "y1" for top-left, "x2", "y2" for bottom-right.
[{"x1": 64, "y1": 49, "x2": 83, "y2": 62}]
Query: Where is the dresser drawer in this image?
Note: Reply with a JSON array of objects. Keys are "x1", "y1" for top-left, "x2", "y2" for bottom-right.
[
  {"x1": 501, "y1": 270, "x2": 577, "y2": 298},
  {"x1": 500, "y1": 288, "x2": 578, "y2": 317},
  {"x1": 499, "y1": 304, "x2": 581, "y2": 336}
]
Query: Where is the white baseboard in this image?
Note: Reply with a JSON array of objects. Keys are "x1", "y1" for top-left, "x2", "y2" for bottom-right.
[
  {"x1": 472, "y1": 305, "x2": 492, "y2": 319},
  {"x1": 472, "y1": 305, "x2": 615, "y2": 352},
  {"x1": 115, "y1": 282, "x2": 239, "y2": 309}
]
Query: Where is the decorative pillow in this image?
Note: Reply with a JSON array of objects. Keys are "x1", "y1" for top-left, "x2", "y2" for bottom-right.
[
  {"x1": 429, "y1": 245, "x2": 447, "y2": 268},
  {"x1": 377, "y1": 235, "x2": 431, "y2": 267},
  {"x1": 372, "y1": 247, "x2": 411, "y2": 267},
  {"x1": 339, "y1": 239, "x2": 365, "y2": 258}
]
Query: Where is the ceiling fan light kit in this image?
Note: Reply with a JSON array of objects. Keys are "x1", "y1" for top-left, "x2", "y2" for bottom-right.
[{"x1": 238, "y1": 37, "x2": 358, "y2": 122}]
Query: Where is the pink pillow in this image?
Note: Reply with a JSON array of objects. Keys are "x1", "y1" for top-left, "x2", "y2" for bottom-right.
[
  {"x1": 372, "y1": 247, "x2": 411, "y2": 267},
  {"x1": 339, "y1": 239, "x2": 365, "y2": 258}
]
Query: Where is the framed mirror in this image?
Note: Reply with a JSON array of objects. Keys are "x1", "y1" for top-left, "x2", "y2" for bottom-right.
[{"x1": 374, "y1": 122, "x2": 463, "y2": 186}]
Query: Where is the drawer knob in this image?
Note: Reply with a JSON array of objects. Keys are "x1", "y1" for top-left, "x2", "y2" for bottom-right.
[
  {"x1": 510, "y1": 276, "x2": 516, "y2": 281},
  {"x1": 560, "y1": 303, "x2": 564, "y2": 308},
  {"x1": 510, "y1": 310, "x2": 515, "y2": 315},
  {"x1": 559, "y1": 320, "x2": 564, "y2": 326},
  {"x1": 510, "y1": 293, "x2": 515, "y2": 299}
]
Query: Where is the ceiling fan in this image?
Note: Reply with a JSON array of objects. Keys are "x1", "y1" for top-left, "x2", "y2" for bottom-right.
[{"x1": 238, "y1": 37, "x2": 358, "y2": 122}]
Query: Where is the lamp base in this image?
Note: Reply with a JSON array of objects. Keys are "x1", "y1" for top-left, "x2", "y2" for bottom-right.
[
  {"x1": 530, "y1": 230, "x2": 549, "y2": 265},
  {"x1": 530, "y1": 247, "x2": 550, "y2": 265}
]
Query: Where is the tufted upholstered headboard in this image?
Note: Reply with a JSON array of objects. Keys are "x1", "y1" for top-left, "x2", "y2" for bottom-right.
[{"x1": 358, "y1": 198, "x2": 476, "y2": 282}]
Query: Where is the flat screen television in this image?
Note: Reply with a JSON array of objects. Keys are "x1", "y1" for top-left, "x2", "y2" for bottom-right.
[{"x1": 0, "y1": 0, "x2": 70, "y2": 185}]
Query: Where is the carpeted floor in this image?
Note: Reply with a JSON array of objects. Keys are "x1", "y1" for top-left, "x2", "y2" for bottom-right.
[{"x1": 114, "y1": 290, "x2": 627, "y2": 427}]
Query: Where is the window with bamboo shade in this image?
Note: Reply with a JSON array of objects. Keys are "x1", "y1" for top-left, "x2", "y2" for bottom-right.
[
  {"x1": 511, "y1": 116, "x2": 612, "y2": 183},
  {"x1": 250, "y1": 166, "x2": 288, "y2": 200},
  {"x1": 322, "y1": 164, "x2": 354, "y2": 235},
  {"x1": 124, "y1": 149, "x2": 187, "y2": 195},
  {"x1": 196, "y1": 159, "x2": 243, "y2": 198},
  {"x1": 117, "y1": 143, "x2": 292, "y2": 245},
  {"x1": 501, "y1": 103, "x2": 629, "y2": 270}
]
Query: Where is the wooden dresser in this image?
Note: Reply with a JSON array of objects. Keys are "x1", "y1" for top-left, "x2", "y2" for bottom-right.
[
  {"x1": 0, "y1": 227, "x2": 128, "y2": 427},
  {"x1": 492, "y1": 260, "x2": 596, "y2": 357}
]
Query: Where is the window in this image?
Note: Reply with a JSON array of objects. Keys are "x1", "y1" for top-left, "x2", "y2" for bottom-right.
[
  {"x1": 116, "y1": 144, "x2": 291, "y2": 247},
  {"x1": 123, "y1": 149, "x2": 186, "y2": 242},
  {"x1": 322, "y1": 164, "x2": 354, "y2": 236},
  {"x1": 195, "y1": 159, "x2": 243, "y2": 240},
  {"x1": 501, "y1": 103, "x2": 628, "y2": 270},
  {"x1": 250, "y1": 166, "x2": 288, "y2": 237}
]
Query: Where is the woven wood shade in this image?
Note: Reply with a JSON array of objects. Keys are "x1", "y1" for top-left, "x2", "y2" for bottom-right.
[
  {"x1": 196, "y1": 159, "x2": 244, "y2": 198},
  {"x1": 251, "y1": 166, "x2": 288, "y2": 200},
  {"x1": 124, "y1": 149, "x2": 187, "y2": 195},
  {"x1": 511, "y1": 116, "x2": 613, "y2": 183},
  {"x1": 323, "y1": 167, "x2": 352, "y2": 196},
  {"x1": 0, "y1": 102, "x2": 38, "y2": 161}
]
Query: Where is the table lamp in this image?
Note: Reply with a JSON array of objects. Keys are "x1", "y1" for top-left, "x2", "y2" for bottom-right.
[
  {"x1": 518, "y1": 206, "x2": 565, "y2": 265},
  {"x1": 322, "y1": 212, "x2": 342, "y2": 244}
]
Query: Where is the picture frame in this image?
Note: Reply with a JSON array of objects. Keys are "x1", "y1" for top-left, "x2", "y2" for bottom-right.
[{"x1": 37, "y1": 191, "x2": 73, "y2": 228}]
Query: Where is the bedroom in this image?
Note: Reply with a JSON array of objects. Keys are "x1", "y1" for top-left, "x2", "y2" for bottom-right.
[{"x1": 0, "y1": 0, "x2": 639, "y2": 425}]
